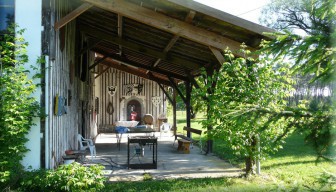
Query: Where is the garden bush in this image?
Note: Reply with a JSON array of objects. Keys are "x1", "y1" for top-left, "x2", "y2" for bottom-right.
[{"x1": 18, "y1": 162, "x2": 106, "y2": 192}]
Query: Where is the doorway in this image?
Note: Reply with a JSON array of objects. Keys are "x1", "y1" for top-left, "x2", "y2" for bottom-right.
[{"x1": 126, "y1": 100, "x2": 141, "y2": 122}]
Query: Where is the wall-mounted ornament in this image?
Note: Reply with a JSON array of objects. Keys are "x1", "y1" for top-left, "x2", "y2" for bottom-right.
[
  {"x1": 106, "y1": 102, "x2": 114, "y2": 115},
  {"x1": 124, "y1": 84, "x2": 144, "y2": 96},
  {"x1": 151, "y1": 96, "x2": 162, "y2": 107},
  {"x1": 108, "y1": 86, "x2": 117, "y2": 96},
  {"x1": 54, "y1": 94, "x2": 67, "y2": 116}
]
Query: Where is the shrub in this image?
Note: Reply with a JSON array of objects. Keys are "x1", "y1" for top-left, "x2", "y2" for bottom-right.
[
  {"x1": 0, "y1": 25, "x2": 40, "y2": 189},
  {"x1": 18, "y1": 162, "x2": 106, "y2": 192}
]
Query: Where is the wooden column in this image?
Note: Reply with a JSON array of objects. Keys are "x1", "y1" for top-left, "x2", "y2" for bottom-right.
[
  {"x1": 173, "y1": 88, "x2": 177, "y2": 136},
  {"x1": 206, "y1": 67, "x2": 216, "y2": 153},
  {"x1": 185, "y1": 81, "x2": 191, "y2": 138}
]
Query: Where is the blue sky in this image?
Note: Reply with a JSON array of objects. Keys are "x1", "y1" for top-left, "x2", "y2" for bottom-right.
[{"x1": 193, "y1": 0, "x2": 270, "y2": 24}]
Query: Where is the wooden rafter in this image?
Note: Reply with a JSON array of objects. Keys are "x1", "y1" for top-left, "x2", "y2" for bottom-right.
[
  {"x1": 54, "y1": 3, "x2": 93, "y2": 30},
  {"x1": 209, "y1": 46, "x2": 225, "y2": 65},
  {"x1": 95, "y1": 65, "x2": 110, "y2": 79},
  {"x1": 151, "y1": 10, "x2": 195, "y2": 70},
  {"x1": 79, "y1": 25, "x2": 203, "y2": 69},
  {"x1": 93, "y1": 48, "x2": 189, "y2": 81},
  {"x1": 83, "y1": 0, "x2": 254, "y2": 55},
  {"x1": 117, "y1": 14, "x2": 123, "y2": 55},
  {"x1": 89, "y1": 55, "x2": 107, "y2": 70},
  {"x1": 80, "y1": 39, "x2": 101, "y2": 54},
  {"x1": 185, "y1": 10, "x2": 196, "y2": 24},
  {"x1": 152, "y1": 35, "x2": 179, "y2": 68},
  {"x1": 167, "y1": 0, "x2": 274, "y2": 36},
  {"x1": 100, "y1": 60, "x2": 171, "y2": 86}
]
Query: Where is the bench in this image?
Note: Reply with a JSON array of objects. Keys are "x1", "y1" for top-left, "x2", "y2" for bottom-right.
[{"x1": 174, "y1": 126, "x2": 203, "y2": 153}]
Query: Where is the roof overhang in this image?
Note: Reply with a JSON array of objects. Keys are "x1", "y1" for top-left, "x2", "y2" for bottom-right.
[{"x1": 55, "y1": 0, "x2": 275, "y2": 84}]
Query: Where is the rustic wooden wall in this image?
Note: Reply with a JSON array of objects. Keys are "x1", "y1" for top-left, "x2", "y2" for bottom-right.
[
  {"x1": 95, "y1": 68, "x2": 167, "y2": 129},
  {"x1": 45, "y1": 0, "x2": 95, "y2": 169}
]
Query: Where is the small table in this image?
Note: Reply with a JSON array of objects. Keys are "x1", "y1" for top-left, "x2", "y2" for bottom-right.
[
  {"x1": 116, "y1": 127, "x2": 156, "y2": 150},
  {"x1": 128, "y1": 136, "x2": 157, "y2": 169}
]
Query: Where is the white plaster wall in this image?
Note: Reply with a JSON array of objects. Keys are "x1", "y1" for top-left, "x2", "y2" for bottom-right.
[{"x1": 16, "y1": 0, "x2": 42, "y2": 170}]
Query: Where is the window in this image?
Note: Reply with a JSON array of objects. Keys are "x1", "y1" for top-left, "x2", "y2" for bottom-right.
[{"x1": 0, "y1": 0, "x2": 15, "y2": 33}]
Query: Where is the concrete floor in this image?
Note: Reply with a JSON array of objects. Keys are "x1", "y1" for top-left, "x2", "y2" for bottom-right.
[{"x1": 85, "y1": 133, "x2": 243, "y2": 182}]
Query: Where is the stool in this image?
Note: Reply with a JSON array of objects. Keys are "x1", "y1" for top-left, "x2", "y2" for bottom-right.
[{"x1": 177, "y1": 139, "x2": 191, "y2": 154}]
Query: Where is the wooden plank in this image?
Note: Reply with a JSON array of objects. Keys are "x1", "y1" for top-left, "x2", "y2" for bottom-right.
[
  {"x1": 209, "y1": 46, "x2": 225, "y2": 65},
  {"x1": 95, "y1": 66, "x2": 110, "y2": 79},
  {"x1": 166, "y1": 0, "x2": 275, "y2": 36},
  {"x1": 54, "y1": 3, "x2": 93, "y2": 30},
  {"x1": 83, "y1": 0, "x2": 252, "y2": 55},
  {"x1": 79, "y1": 25, "x2": 203, "y2": 69},
  {"x1": 185, "y1": 81, "x2": 191, "y2": 137},
  {"x1": 101, "y1": 60, "x2": 171, "y2": 86},
  {"x1": 117, "y1": 14, "x2": 123, "y2": 55},
  {"x1": 185, "y1": 10, "x2": 196, "y2": 24},
  {"x1": 89, "y1": 55, "x2": 107, "y2": 70},
  {"x1": 92, "y1": 47, "x2": 189, "y2": 81}
]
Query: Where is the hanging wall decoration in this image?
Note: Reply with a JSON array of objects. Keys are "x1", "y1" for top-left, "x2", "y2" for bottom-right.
[
  {"x1": 108, "y1": 86, "x2": 117, "y2": 96},
  {"x1": 151, "y1": 96, "x2": 162, "y2": 107},
  {"x1": 124, "y1": 84, "x2": 144, "y2": 96},
  {"x1": 106, "y1": 102, "x2": 114, "y2": 115},
  {"x1": 54, "y1": 94, "x2": 67, "y2": 116}
]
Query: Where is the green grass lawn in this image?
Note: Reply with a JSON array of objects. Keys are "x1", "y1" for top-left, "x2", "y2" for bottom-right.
[{"x1": 106, "y1": 111, "x2": 335, "y2": 191}]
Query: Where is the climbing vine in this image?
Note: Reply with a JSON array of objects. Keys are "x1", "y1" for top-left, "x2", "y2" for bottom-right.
[{"x1": 0, "y1": 25, "x2": 40, "y2": 189}]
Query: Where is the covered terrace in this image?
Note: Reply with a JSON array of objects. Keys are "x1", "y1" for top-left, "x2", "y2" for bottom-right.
[{"x1": 54, "y1": 0, "x2": 273, "y2": 164}]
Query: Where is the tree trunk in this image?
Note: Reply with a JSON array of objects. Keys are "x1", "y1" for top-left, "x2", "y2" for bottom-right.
[
  {"x1": 245, "y1": 136, "x2": 257, "y2": 176},
  {"x1": 245, "y1": 156, "x2": 254, "y2": 176}
]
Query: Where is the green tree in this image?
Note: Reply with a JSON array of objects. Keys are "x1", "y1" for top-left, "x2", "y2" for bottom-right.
[
  {"x1": 260, "y1": 0, "x2": 335, "y2": 82},
  {"x1": 0, "y1": 25, "x2": 40, "y2": 189},
  {"x1": 260, "y1": 0, "x2": 336, "y2": 160},
  {"x1": 197, "y1": 46, "x2": 295, "y2": 175}
]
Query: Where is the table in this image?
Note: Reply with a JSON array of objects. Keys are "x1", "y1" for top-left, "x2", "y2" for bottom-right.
[
  {"x1": 116, "y1": 127, "x2": 156, "y2": 150},
  {"x1": 127, "y1": 136, "x2": 157, "y2": 169}
]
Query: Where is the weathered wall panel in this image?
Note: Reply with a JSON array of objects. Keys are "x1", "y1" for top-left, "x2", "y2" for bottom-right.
[
  {"x1": 45, "y1": 0, "x2": 95, "y2": 168},
  {"x1": 95, "y1": 68, "x2": 167, "y2": 129}
]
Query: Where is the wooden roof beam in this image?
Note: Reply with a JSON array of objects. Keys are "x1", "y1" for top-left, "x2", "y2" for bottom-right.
[
  {"x1": 89, "y1": 55, "x2": 107, "y2": 70},
  {"x1": 54, "y1": 3, "x2": 93, "y2": 30},
  {"x1": 83, "y1": 0, "x2": 253, "y2": 56},
  {"x1": 152, "y1": 35, "x2": 179, "y2": 68},
  {"x1": 100, "y1": 60, "x2": 171, "y2": 86},
  {"x1": 92, "y1": 48, "x2": 189, "y2": 81},
  {"x1": 166, "y1": 0, "x2": 275, "y2": 36},
  {"x1": 79, "y1": 25, "x2": 203, "y2": 69},
  {"x1": 117, "y1": 14, "x2": 123, "y2": 55},
  {"x1": 209, "y1": 46, "x2": 225, "y2": 65},
  {"x1": 95, "y1": 65, "x2": 110, "y2": 79},
  {"x1": 151, "y1": 10, "x2": 195, "y2": 69}
]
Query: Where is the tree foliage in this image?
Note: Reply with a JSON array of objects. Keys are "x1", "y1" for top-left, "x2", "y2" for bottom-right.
[
  {"x1": 261, "y1": 0, "x2": 336, "y2": 160},
  {"x1": 0, "y1": 25, "x2": 40, "y2": 189},
  {"x1": 197, "y1": 46, "x2": 295, "y2": 175},
  {"x1": 261, "y1": 0, "x2": 336, "y2": 83}
]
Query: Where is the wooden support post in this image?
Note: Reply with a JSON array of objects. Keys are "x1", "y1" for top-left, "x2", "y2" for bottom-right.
[
  {"x1": 206, "y1": 67, "x2": 216, "y2": 154},
  {"x1": 173, "y1": 88, "x2": 177, "y2": 136},
  {"x1": 186, "y1": 81, "x2": 191, "y2": 138}
]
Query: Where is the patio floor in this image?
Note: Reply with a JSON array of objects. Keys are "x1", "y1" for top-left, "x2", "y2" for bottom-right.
[{"x1": 86, "y1": 132, "x2": 243, "y2": 182}]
